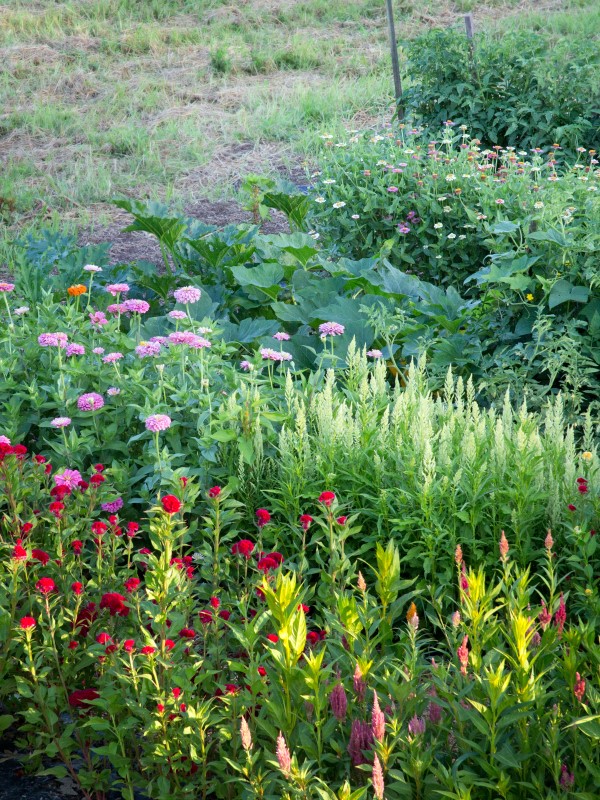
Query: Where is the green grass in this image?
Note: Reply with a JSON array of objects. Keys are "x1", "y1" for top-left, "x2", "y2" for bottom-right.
[{"x1": 0, "y1": 0, "x2": 597, "y2": 266}]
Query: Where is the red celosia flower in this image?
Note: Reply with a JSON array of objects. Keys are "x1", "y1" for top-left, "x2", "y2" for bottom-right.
[
  {"x1": 50, "y1": 485, "x2": 71, "y2": 500},
  {"x1": 257, "y1": 666, "x2": 267, "y2": 677},
  {"x1": 21, "y1": 522, "x2": 33, "y2": 535},
  {"x1": 31, "y1": 549, "x2": 50, "y2": 566},
  {"x1": 172, "y1": 687, "x2": 182, "y2": 699},
  {"x1": 336, "y1": 516, "x2": 348, "y2": 525},
  {"x1": 538, "y1": 600, "x2": 552, "y2": 629},
  {"x1": 122, "y1": 640, "x2": 136, "y2": 653},
  {"x1": 554, "y1": 593, "x2": 567, "y2": 637},
  {"x1": 231, "y1": 539, "x2": 255, "y2": 558},
  {"x1": 78, "y1": 480, "x2": 89, "y2": 491},
  {"x1": 576, "y1": 477, "x2": 587, "y2": 484},
  {"x1": 36, "y1": 577, "x2": 55, "y2": 595},
  {"x1": 68, "y1": 640, "x2": 78, "y2": 650},
  {"x1": 91, "y1": 521, "x2": 108, "y2": 536},
  {"x1": 256, "y1": 588, "x2": 265, "y2": 601},
  {"x1": 157, "y1": 703, "x2": 165, "y2": 713},
  {"x1": 208, "y1": 486, "x2": 222, "y2": 498},
  {"x1": 94, "y1": 464, "x2": 105, "y2": 472},
  {"x1": 306, "y1": 632, "x2": 321, "y2": 646},
  {"x1": 90, "y1": 474, "x2": 105, "y2": 485},
  {"x1": 127, "y1": 522, "x2": 139, "y2": 537},
  {"x1": 567, "y1": 504, "x2": 576, "y2": 512},
  {"x1": 574, "y1": 672, "x2": 586, "y2": 703},
  {"x1": 44, "y1": 463, "x2": 52, "y2": 474},
  {"x1": 209, "y1": 596, "x2": 220, "y2": 609},
  {"x1": 577, "y1": 483, "x2": 588, "y2": 494},
  {"x1": 299, "y1": 604, "x2": 309, "y2": 613},
  {"x1": 318, "y1": 491, "x2": 336, "y2": 507},
  {"x1": 124, "y1": 577, "x2": 141, "y2": 593},
  {"x1": 12, "y1": 540, "x2": 27, "y2": 561},
  {"x1": 164, "y1": 639, "x2": 175, "y2": 651},
  {"x1": 265, "y1": 551, "x2": 284, "y2": 566},
  {"x1": 72, "y1": 540, "x2": 83, "y2": 555},
  {"x1": 68, "y1": 689, "x2": 99, "y2": 709},
  {"x1": 72, "y1": 582, "x2": 84, "y2": 595},
  {"x1": 20, "y1": 616, "x2": 36, "y2": 630},
  {"x1": 96, "y1": 632, "x2": 112, "y2": 645},
  {"x1": 178, "y1": 628, "x2": 195, "y2": 639},
  {"x1": 255, "y1": 508, "x2": 271, "y2": 527},
  {"x1": 266, "y1": 634, "x2": 279, "y2": 644},
  {"x1": 13, "y1": 444, "x2": 27, "y2": 459},
  {"x1": 141, "y1": 646, "x2": 156, "y2": 655},
  {"x1": 34, "y1": 454, "x2": 46, "y2": 464},
  {"x1": 198, "y1": 610, "x2": 213, "y2": 625},
  {"x1": 300, "y1": 514, "x2": 313, "y2": 530},
  {"x1": 161, "y1": 494, "x2": 181, "y2": 514},
  {"x1": 49, "y1": 501, "x2": 64, "y2": 518},
  {"x1": 225, "y1": 684, "x2": 239, "y2": 695},
  {"x1": 75, "y1": 602, "x2": 97, "y2": 636},
  {"x1": 219, "y1": 609, "x2": 231, "y2": 621},
  {"x1": 105, "y1": 644, "x2": 118, "y2": 655},
  {"x1": 100, "y1": 592, "x2": 129, "y2": 617},
  {"x1": 257, "y1": 556, "x2": 278, "y2": 573}
]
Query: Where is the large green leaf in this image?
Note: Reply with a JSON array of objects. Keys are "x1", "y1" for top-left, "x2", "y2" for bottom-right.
[
  {"x1": 548, "y1": 280, "x2": 590, "y2": 309},
  {"x1": 113, "y1": 198, "x2": 186, "y2": 252},
  {"x1": 230, "y1": 263, "x2": 285, "y2": 289},
  {"x1": 220, "y1": 318, "x2": 280, "y2": 343}
]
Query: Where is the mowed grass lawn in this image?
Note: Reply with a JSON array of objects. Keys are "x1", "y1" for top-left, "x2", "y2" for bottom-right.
[{"x1": 0, "y1": 0, "x2": 598, "y2": 251}]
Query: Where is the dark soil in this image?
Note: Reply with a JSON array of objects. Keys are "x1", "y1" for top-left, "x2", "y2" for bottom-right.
[
  {"x1": 78, "y1": 196, "x2": 292, "y2": 268},
  {"x1": 0, "y1": 751, "x2": 77, "y2": 800}
]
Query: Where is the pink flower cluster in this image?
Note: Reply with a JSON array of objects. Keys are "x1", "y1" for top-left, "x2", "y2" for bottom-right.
[
  {"x1": 77, "y1": 393, "x2": 105, "y2": 411},
  {"x1": 122, "y1": 299, "x2": 149, "y2": 314},
  {"x1": 38, "y1": 333, "x2": 68, "y2": 348},
  {"x1": 136, "y1": 341, "x2": 162, "y2": 358},
  {"x1": 174, "y1": 286, "x2": 202, "y2": 305},
  {"x1": 145, "y1": 414, "x2": 172, "y2": 432},
  {"x1": 319, "y1": 321, "x2": 345, "y2": 337},
  {"x1": 260, "y1": 348, "x2": 292, "y2": 362},
  {"x1": 106, "y1": 284, "x2": 130, "y2": 297}
]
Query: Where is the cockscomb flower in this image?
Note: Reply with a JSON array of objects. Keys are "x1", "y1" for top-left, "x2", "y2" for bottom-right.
[
  {"x1": 554, "y1": 593, "x2": 567, "y2": 637},
  {"x1": 208, "y1": 486, "x2": 221, "y2": 498},
  {"x1": 319, "y1": 491, "x2": 336, "y2": 507},
  {"x1": 408, "y1": 715, "x2": 426, "y2": 736},
  {"x1": 275, "y1": 732, "x2": 291, "y2": 775},
  {"x1": 544, "y1": 530, "x2": 554, "y2": 551},
  {"x1": 12, "y1": 540, "x2": 27, "y2": 561},
  {"x1": 300, "y1": 514, "x2": 313, "y2": 530},
  {"x1": 457, "y1": 635, "x2": 469, "y2": 675},
  {"x1": 318, "y1": 321, "x2": 345, "y2": 336},
  {"x1": 371, "y1": 691, "x2": 385, "y2": 741},
  {"x1": 347, "y1": 719, "x2": 373, "y2": 766},
  {"x1": 353, "y1": 663, "x2": 366, "y2": 701},
  {"x1": 77, "y1": 393, "x2": 104, "y2": 412},
  {"x1": 372, "y1": 754, "x2": 385, "y2": 800},
  {"x1": 330, "y1": 682, "x2": 348, "y2": 721},
  {"x1": 36, "y1": 577, "x2": 56, "y2": 595},
  {"x1": 240, "y1": 717, "x2": 253, "y2": 752},
  {"x1": 173, "y1": 286, "x2": 201, "y2": 304},
  {"x1": 231, "y1": 539, "x2": 254, "y2": 558},
  {"x1": 573, "y1": 673, "x2": 586, "y2": 703},
  {"x1": 106, "y1": 283, "x2": 130, "y2": 296},
  {"x1": 455, "y1": 544, "x2": 463, "y2": 566},
  {"x1": 255, "y1": 508, "x2": 271, "y2": 527},
  {"x1": 161, "y1": 494, "x2": 181, "y2": 514},
  {"x1": 20, "y1": 616, "x2": 36, "y2": 630},
  {"x1": 499, "y1": 530, "x2": 510, "y2": 562},
  {"x1": 122, "y1": 299, "x2": 150, "y2": 314},
  {"x1": 145, "y1": 414, "x2": 171, "y2": 432}
]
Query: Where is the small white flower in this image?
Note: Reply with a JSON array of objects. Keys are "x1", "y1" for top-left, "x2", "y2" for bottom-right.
[
  {"x1": 434, "y1": 223, "x2": 443, "y2": 229},
  {"x1": 332, "y1": 201, "x2": 346, "y2": 209},
  {"x1": 443, "y1": 206, "x2": 452, "y2": 213},
  {"x1": 447, "y1": 233, "x2": 457, "y2": 239},
  {"x1": 315, "y1": 196, "x2": 326, "y2": 204},
  {"x1": 445, "y1": 174, "x2": 456, "y2": 182},
  {"x1": 351, "y1": 214, "x2": 360, "y2": 219},
  {"x1": 322, "y1": 179, "x2": 336, "y2": 185},
  {"x1": 458, "y1": 234, "x2": 466, "y2": 239}
]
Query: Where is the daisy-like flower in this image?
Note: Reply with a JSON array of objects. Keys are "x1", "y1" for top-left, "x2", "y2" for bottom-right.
[
  {"x1": 107, "y1": 387, "x2": 120, "y2": 396},
  {"x1": 315, "y1": 197, "x2": 326, "y2": 204},
  {"x1": 66, "y1": 343, "x2": 85, "y2": 357},
  {"x1": 367, "y1": 349, "x2": 383, "y2": 358},
  {"x1": 93, "y1": 347, "x2": 105, "y2": 355},
  {"x1": 122, "y1": 299, "x2": 150, "y2": 314},
  {"x1": 83, "y1": 264, "x2": 102, "y2": 273},
  {"x1": 168, "y1": 310, "x2": 187, "y2": 320},
  {"x1": 136, "y1": 341, "x2": 162, "y2": 358},
  {"x1": 240, "y1": 360, "x2": 253, "y2": 371},
  {"x1": 14, "y1": 306, "x2": 29, "y2": 316},
  {"x1": 55, "y1": 469, "x2": 83, "y2": 490},
  {"x1": 0, "y1": 282, "x2": 15, "y2": 292},
  {"x1": 434, "y1": 222, "x2": 443, "y2": 229},
  {"x1": 273, "y1": 332, "x2": 290, "y2": 341},
  {"x1": 102, "y1": 352, "x2": 124, "y2": 363},
  {"x1": 447, "y1": 233, "x2": 457, "y2": 239},
  {"x1": 319, "y1": 321, "x2": 345, "y2": 336},
  {"x1": 332, "y1": 201, "x2": 346, "y2": 209}
]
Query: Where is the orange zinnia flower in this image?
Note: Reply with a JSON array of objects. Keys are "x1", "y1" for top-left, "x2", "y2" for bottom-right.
[{"x1": 67, "y1": 284, "x2": 87, "y2": 297}]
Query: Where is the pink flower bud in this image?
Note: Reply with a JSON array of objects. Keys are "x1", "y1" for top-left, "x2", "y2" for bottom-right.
[
  {"x1": 276, "y1": 732, "x2": 291, "y2": 775},
  {"x1": 499, "y1": 530, "x2": 509, "y2": 562},
  {"x1": 544, "y1": 530, "x2": 554, "y2": 551},
  {"x1": 371, "y1": 691, "x2": 385, "y2": 742},
  {"x1": 240, "y1": 717, "x2": 252, "y2": 752},
  {"x1": 372, "y1": 754, "x2": 385, "y2": 800},
  {"x1": 330, "y1": 682, "x2": 347, "y2": 721}
]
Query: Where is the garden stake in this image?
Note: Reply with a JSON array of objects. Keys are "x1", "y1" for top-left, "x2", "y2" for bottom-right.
[{"x1": 385, "y1": 0, "x2": 403, "y2": 118}]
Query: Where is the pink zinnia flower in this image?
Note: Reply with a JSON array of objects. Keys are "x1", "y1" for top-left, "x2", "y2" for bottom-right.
[
  {"x1": 89, "y1": 311, "x2": 108, "y2": 326},
  {"x1": 145, "y1": 414, "x2": 171, "y2": 432},
  {"x1": 136, "y1": 341, "x2": 162, "y2": 358},
  {"x1": 102, "y1": 352, "x2": 123, "y2": 363},
  {"x1": 318, "y1": 321, "x2": 345, "y2": 336},
  {"x1": 54, "y1": 469, "x2": 83, "y2": 489},
  {"x1": 38, "y1": 332, "x2": 68, "y2": 348},
  {"x1": 168, "y1": 309, "x2": 187, "y2": 320},
  {"x1": 93, "y1": 347, "x2": 105, "y2": 355},
  {"x1": 77, "y1": 393, "x2": 104, "y2": 411},
  {"x1": 240, "y1": 360, "x2": 253, "y2": 371},
  {"x1": 0, "y1": 282, "x2": 15, "y2": 292},
  {"x1": 66, "y1": 343, "x2": 85, "y2": 357},
  {"x1": 106, "y1": 283, "x2": 130, "y2": 296},
  {"x1": 122, "y1": 299, "x2": 149, "y2": 314},
  {"x1": 51, "y1": 417, "x2": 71, "y2": 428},
  {"x1": 174, "y1": 286, "x2": 201, "y2": 304},
  {"x1": 273, "y1": 331, "x2": 291, "y2": 341},
  {"x1": 367, "y1": 349, "x2": 383, "y2": 358}
]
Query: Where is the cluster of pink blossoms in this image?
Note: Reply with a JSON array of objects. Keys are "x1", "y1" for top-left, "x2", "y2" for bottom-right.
[
  {"x1": 173, "y1": 286, "x2": 201, "y2": 305},
  {"x1": 260, "y1": 348, "x2": 292, "y2": 362},
  {"x1": 66, "y1": 343, "x2": 85, "y2": 357},
  {"x1": 106, "y1": 284, "x2": 130, "y2": 297},
  {"x1": 38, "y1": 332, "x2": 68, "y2": 348},
  {"x1": 77, "y1": 393, "x2": 104, "y2": 412},
  {"x1": 319, "y1": 321, "x2": 345, "y2": 337},
  {"x1": 136, "y1": 341, "x2": 162, "y2": 358},
  {"x1": 145, "y1": 414, "x2": 172, "y2": 432}
]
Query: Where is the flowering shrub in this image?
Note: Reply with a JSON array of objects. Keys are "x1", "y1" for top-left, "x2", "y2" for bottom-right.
[{"x1": 0, "y1": 447, "x2": 598, "y2": 799}]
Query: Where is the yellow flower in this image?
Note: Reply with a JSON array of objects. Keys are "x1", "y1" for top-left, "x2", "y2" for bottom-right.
[
  {"x1": 67, "y1": 284, "x2": 87, "y2": 297},
  {"x1": 406, "y1": 602, "x2": 417, "y2": 623},
  {"x1": 526, "y1": 293, "x2": 534, "y2": 301},
  {"x1": 581, "y1": 451, "x2": 593, "y2": 462}
]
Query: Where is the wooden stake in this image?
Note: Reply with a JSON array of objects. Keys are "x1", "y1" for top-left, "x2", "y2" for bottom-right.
[
  {"x1": 464, "y1": 13, "x2": 474, "y2": 39},
  {"x1": 385, "y1": 0, "x2": 403, "y2": 118}
]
